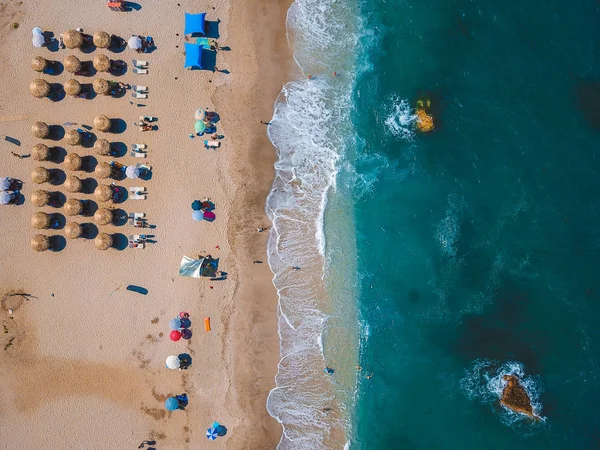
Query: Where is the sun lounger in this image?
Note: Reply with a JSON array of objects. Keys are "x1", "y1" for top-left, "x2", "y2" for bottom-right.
[
  {"x1": 128, "y1": 212, "x2": 146, "y2": 219},
  {"x1": 130, "y1": 234, "x2": 146, "y2": 241},
  {"x1": 131, "y1": 144, "x2": 147, "y2": 150},
  {"x1": 132, "y1": 92, "x2": 148, "y2": 99},
  {"x1": 132, "y1": 59, "x2": 148, "y2": 68},
  {"x1": 129, "y1": 193, "x2": 146, "y2": 200},
  {"x1": 133, "y1": 68, "x2": 148, "y2": 75},
  {"x1": 129, "y1": 218, "x2": 147, "y2": 227},
  {"x1": 129, "y1": 186, "x2": 147, "y2": 194},
  {"x1": 136, "y1": 164, "x2": 152, "y2": 171},
  {"x1": 138, "y1": 116, "x2": 156, "y2": 122},
  {"x1": 128, "y1": 241, "x2": 145, "y2": 249},
  {"x1": 132, "y1": 85, "x2": 148, "y2": 93},
  {"x1": 204, "y1": 140, "x2": 221, "y2": 148},
  {"x1": 131, "y1": 151, "x2": 147, "y2": 158}
]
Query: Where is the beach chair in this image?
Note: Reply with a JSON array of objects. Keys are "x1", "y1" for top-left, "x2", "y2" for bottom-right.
[
  {"x1": 128, "y1": 240, "x2": 145, "y2": 249},
  {"x1": 136, "y1": 163, "x2": 152, "y2": 171},
  {"x1": 132, "y1": 92, "x2": 148, "y2": 99},
  {"x1": 132, "y1": 59, "x2": 148, "y2": 68},
  {"x1": 133, "y1": 68, "x2": 148, "y2": 75},
  {"x1": 128, "y1": 212, "x2": 146, "y2": 219},
  {"x1": 129, "y1": 217, "x2": 147, "y2": 227},
  {"x1": 132, "y1": 85, "x2": 148, "y2": 93},
  {"x1": 130, "y1": 150, "x2": 147, "y2": 158},
  {"x1": 129, "y1": 186, "x2": 147, "y2": 194},
  {"x1": 131, "y1": 143, "x2": 147, "y2": 150},
  {"x1": 129, "y1": 193, "x2": 146, "y2": 200},
  {"x1": 139, "y1": 116, "x2": 156, "y2": 122}
]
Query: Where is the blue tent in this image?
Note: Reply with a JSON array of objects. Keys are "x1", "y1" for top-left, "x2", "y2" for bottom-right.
[
  {"x1": 185, "y1": 13, "x2": 206, "y2": 35},
  {"x1": 184, "y1": 43, "x2": 203, "y2": 69}
]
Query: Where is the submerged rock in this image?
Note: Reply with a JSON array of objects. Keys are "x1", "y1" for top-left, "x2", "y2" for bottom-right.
[
  {"x1": 415, "y1": 98, "x2": 434, "y2": 132},
  {"x1": 500, "y1": 375, "x2": 540, "y2": 420}
]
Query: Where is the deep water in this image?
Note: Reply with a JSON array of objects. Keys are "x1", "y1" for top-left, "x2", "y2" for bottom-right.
[{"x1": 351, "y1": 0, "x2": 600, "y2": 448}]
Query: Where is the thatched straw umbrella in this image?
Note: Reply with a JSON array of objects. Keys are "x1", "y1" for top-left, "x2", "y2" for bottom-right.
[
  {"x1": 64, "y1": 175, "x2": 82, "y2": 193},
  {"x1": 65, "y1": 129, "x2": 81, "y2": 145},
  {"x1": 94, "y1": 184, "x2": 113, "y2": 202},
  {"x1": 65, "y1": 222, "x2": 82, "y2": 239},
  {"x1": 32, "y1": 167, "x2": 50, "y2": 184},
  {"x1": 30, "y1": 79, "x2": 51, "y2": 98},
  {"x1": 94, "y1": 138, "x2": 111, "y2": 156},
  {"x1": 94, "y1": 115, "x2": 111, "y2": 132},
  {"x1": 63, "y1": 29, "x2": 82, "y2": 49},
  {"x1": 31, "y1": 212, "x2": 51, "y2": 229},
  {"x1": 93, "y1": 54, "x2": 111, "y2": 72},
  {"x1": 93, "y1": 31, "x2": 111, "y2": 49},
  {"x1": 31, "y1": 190, "x2": 50, "y2": 207},
  {"x1": 93, "y1": 78, "x2": 110, "y2": 95},
  {"x1": 64, "y1": 79, "x2": 81, "y2": 96},
  {"x1": 64, "y1": 198, "x2": 83, "y2": 216},
  {"x1": 32, "y1": 143, "x2": 50, "y2": 161},
  {"x1": 31, "y1": 234, "x2": 50, "y2": 252},
  {"x1": 31, "y1": 56, "x2": 48, "y2": 72},
  {"x1": 31, "y1": 121, "x2": 50, "y2": 139},
  {"x1": 63, "y1": 153, "x2": 82, "y2": 171},
  {"x1": 64, "y1": 55, "x2": 82, "y2": 73},
  {"x1": 94, "y1": 208, "x2": 113, "y2": 225},
  {"x1": 95, "y1": 233, "x2": 112, "y2": 250},
  {"x1": 95, "y1": 162, "x2": 112, "y2": 179}
]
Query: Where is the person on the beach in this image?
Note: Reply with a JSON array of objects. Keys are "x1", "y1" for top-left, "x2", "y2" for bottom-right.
[{"x1": 292, "y1": 266, "x2": 301, "y2": 270}]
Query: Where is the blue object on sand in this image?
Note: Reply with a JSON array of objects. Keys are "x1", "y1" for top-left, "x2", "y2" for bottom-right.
[
  {"x1": 165, "y1": 397, "x2": 178, "y2": 411},
  {"x1": 184, "y1": 13, "x2": 206, "y2": 35},
  {"x1": 184, "y1": 43, "x2": 203, "y2": 69},
  {"x1": 191, "y1": 200, "x2": 202, "y2": 210},
  {"x1": 180, "y1": 317, "x2": 192, "y2": 329},
  {"x1": 126, "y1": 285, "x2": 148, "y2": 295},
  {"x1": 206, "y1": 427, "x2": 218, "y2": 440},
  {"x1": 192, "y1": 210, "x2": 204, "y2": 221},
  {"x1": 170, "y1": 317, "x2": 182, "y2": 330}
]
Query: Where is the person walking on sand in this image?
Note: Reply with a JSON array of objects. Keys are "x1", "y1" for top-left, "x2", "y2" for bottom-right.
[{"x1": 261, "y1": 120, "x2": 271, "y2": 125}]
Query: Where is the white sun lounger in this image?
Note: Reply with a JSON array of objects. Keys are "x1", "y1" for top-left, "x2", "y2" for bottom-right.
[
  {"x1": 128, "y1": 212, "x2": 146, "y2": 219},
  {"x1": 131, "y1": 144, "x2": 147, "y2": 150},
  {"x1": 132, "y1": 59, "x2": 148, "y2": 68},
  {"x1": 133, "y1": 68, "x2": 148, "y2": 75},
  {"x1": 131, "y1": 151, "x2": 147, "y2": 158},
  {"x1": 132, "y1": 92, "x2": 148, "y2": 99},
  {"x1": 129, "y1": 241, "x2": 145, "y2": 249},
  {"x1": 136, "y1": 164, "x2": 152, "y2": 171},
  {"x1": 132, "y1": 85, "x2": 148, "y2": 93},
  {"x1": 129, "y1": 193, "x2": 146, "y2": 200},
  {"x1": 129, "y1": 186, "x2": 147, "y2": 194},
  {"x1": 138, "y1": 116, "x2": 156, "y2": 122}
]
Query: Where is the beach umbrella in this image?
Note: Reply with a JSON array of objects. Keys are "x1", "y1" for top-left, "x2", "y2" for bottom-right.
[
  {"x1": 204, "y1": 210, "x2": 216, "y2": 221},
  {"x1": 0, "y1": 177, "x2": 10, "y2": 190},
  {"x1": 64, "y1": 79, "x2": 81, "y2": 96},
  {"x1": 64, "y1": 222, "x2": 82, "y2": 239},
  {"x1": 31, "y1": 234, "x2": 49, "y2": 252},
  {"x1": 64, "y1": 175, "x2": 82, "y2": 193},
  {"x1": 164, "y1": 397, "x2": 178, "y2": 411},
  {"x1": 170, "y1": 317, "x2": 181, "y2": 330},
  {"x1": 95, "y1": 233, "x2": 113, "y2": 250},
  {"x1": 63, "y1": 153, "x2": 82, "y2": 171},
  {"x1": 192, "y1": 210, "x2": 204, "y2": 221},
  {"x1": 95, "y1": 162, "x2": 112, "y2": 179},
  {"x1": 166, "y1": 355, "x2": 181, "y2": 370},
  {"x1": 31, "y1": 190, "x2": 50, "y2": 207},
  {"x1": 64, "y1": 55, "x2": 82, "y2": 73},
  {"x1": 64, "y1": 199, "x2": 82, "y2": 216},
  {"x1": 31, "y1": 212, "x2": 51, "y2": 229},
  {"x1": 191, "y1": 200, "x2": 202, "y2": 211},
  {"x1": 93, "y1": 78, "x2": 110, "y2": 95},
  {"x1": 93, "y1": 31, "x2": 111, "y2": 49},
  {"x1": 32, "y1": 144, "x2": 50, "y2": 161},
  {"x1": 180, "y1": 317, "x2": 191, "y2": 329},
  {"x1": 94, "y1": 208, "x2": 113, "y2": 225},
  {"x1": 206, "y1": 428, "x2": 218, "y2": 440},
  {"x1": 31, "y1": 167, "x2": 50, "y2": 184},
  {"x1": 169, "y1": 330, "x2": 182, "y2": 342},
  {"x1": 30, "y1": 79, "x2": 51, "y2": 98},
  {"x1": 181, "y1": 328, "x2": 192, "y2": 340},
  {"x1": 31, "y1": 121, "x2": 50, "y2": 139},
  {"x1": 125, "y1": 165, "x2": 140, "y2": 179},
  {"x1": 31, "y1": 56, "x2": 48, "y2": 72},
  {"x1": 32, "y1": 28, "x2": 45, "y2": 48},
  {"x1": 94, "y1": 138, "x2": 111, "y2": 156},
  {"x1": 94, "y1": 184, "x2": 113, "y2": 202},
  {"x1": 194, "y1": 120, "x2": 206, "y2": 134},
  {"x1": 194, "y1": 108, "x2": 206, "y2": 120},
  {"x1": 93, "y1": 54, "x2": 111, "y2": 72},
  {"x1": 128, "y1": 36, "x2": 142, "y2": 50},
  {"x1": 0, "y1": 192, "x2": 13, "y2": 205},
  {"x1": 63, "y1": 29, "x2": 82, "y2": 49},
  {"x1": 94, "y1": 115, "x2": 111, "y2": 132},
  {"x1": 65, "y1": 129, "x2": 81, "y2": 146}
]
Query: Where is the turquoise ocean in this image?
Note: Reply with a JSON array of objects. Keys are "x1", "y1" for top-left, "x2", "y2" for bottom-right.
[{"x1": 266, "y1": 0, "x2": 600, "y2": 448}]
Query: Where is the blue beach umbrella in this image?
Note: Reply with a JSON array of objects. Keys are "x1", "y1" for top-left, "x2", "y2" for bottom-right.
[
  {"x1": 180, "y1": 317, "x2": 191, "y2": 329},
  {"x1": 165, "y1": 397, "x2": 179, "y2": 411},
  {"x1": 192, "y1": 210, "x2": 204, "y2": 221},
  {"x1": 194, "y1": 120, "x2": 206, "y2": 134},
  {"x1": 206, "y1": 427, "x2": 218, "y2": 440},
  {"x1": 191, "y1": 200, "x2": 202, "y2": 210},
  {"x1": 170, "y1": 317, "x2": 181, "y2": 330}
]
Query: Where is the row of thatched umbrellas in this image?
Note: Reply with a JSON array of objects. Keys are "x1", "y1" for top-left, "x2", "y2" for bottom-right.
[
  {"x1": 31, "y1": 232, "x2": 113, "y2": 251},
  {"x1": 32, "y1": 122, "x2": 112, "y2": 148},
  {"x1": 30, "y1": 170, "x2": 115, "y2": 201},
  {"x1": 31, "y1": 208, "x2": 113, "y2": 226},
  {"x1": 61, "y1": 30, "x2": 112, "y2": 50},
  {"x1": 32, "y1": 54, "x2": 113, "y2": 73},
  {"x1": 30, "y1": 78, "x2": 115, "y2": 98}
]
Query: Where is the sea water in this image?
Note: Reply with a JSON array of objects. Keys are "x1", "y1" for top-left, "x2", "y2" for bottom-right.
[{"x1": 268, "y1": 0, "x2": 600, "y2": 449}]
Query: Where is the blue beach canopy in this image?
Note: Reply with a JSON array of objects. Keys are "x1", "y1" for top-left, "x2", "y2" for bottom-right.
[
  {"x1": 206, "y1": 427, "x2": 218, "y2": 440},
  {"x1": 185, "y1": 13, "x2": 206, "y2": 35},
  {"x1": 184, "y1": 43, "x2": 203, "y2": 69},
  {"x1": 170, "y1": 317, "x2": 182, "y2": 330},
  {"x1": 165, "y1": 397, "x2": 179, "y2": 411},
  {"x1": 191, "y1": 200, "x2": 202, "y2": 211}
]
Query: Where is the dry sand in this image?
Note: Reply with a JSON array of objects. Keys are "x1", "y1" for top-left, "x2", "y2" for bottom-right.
[{"x1": 0, "y1": 0, "x2": 292, "y2": 448}]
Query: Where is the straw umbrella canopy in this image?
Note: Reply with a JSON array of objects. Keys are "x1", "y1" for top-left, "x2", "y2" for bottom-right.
[
  {"x1": 64, "y1": 175, "x2": 82, "y2": 193},
  {"x1": 95, "y1": 162, "x2": 112, "y2": 179},
  {"x1": 31, "y1": 167, "x2": 50, "y2": 184},
  {"x1": 94, "y1": 115, "x2": 111, "y2": 132},
  {"x1": 31, "y1": 190, "x2": 50, "y2": 207},
  {"x1": 65, "y1": 129, "x2": 81, "y2": 145},
  {"x1": 64, "y1": 79, "x2": 81, "y2": 96},
  {"x1": 64, "y1": 222, "x2": 82, "y2": 239},
  {"x1": 94, "y1": 184, "x2": 113, "y2": 202},
  {"x1": 31, "y1": 234, "x2": 50, "y2": 252},
  {"x1": 94, "y1": 208, "x2": 113, "y2": 225},
  {"x1": 95, "y1": 233, "x2": 113, "y2": 250},
  {"x1": 94, "y1": 138, "x2": 111, "y2": 156},
  {"x1": 93, "y1": 54, "x2": 111, "y2": 72},
  {"x1": 63, "y1": 153, "x2": 82, "y2": 171},
  {"x1": 64, "y1": 198, "x2": 83, "y2": 216},
  {"x1": 31, "y1": 121, "x2": 50, "y2": 139},
  {"x1": 31, "y1": 212, "x2": 51, "y2": 229},
  {"x1": 63, "y1": 29, "x2": 82, "y2": 49},
  {"x1": 93, "y1": 78, "x2": 110, "y2": 95},
  {"x1": 93, "y1": 31, "x2": 111, "y2": 49},
  {"x1": 32, "y1": 143, "x2": 50, "y2": 161},
  {"x1": 31, "y1": 56, "x2": 48, "y2": 72},
  {"x1": 64, "y1": 55, "x2": 82, "y2": 73},
  {"x1": 30, "y1": 79, "x2": 51, "y2": 98}
]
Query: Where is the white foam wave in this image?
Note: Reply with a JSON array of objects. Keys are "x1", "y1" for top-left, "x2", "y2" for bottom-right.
[{"x1": 384, "y1": 96, "x2": 417, "y2": 141}]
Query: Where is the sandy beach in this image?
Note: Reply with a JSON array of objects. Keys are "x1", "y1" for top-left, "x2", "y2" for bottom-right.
[{"x1": 0, "y1": 0, "x2": 292, "y2": 448}]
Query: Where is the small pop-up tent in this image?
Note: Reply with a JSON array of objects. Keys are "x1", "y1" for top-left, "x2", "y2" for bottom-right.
[
  {"x1": 184, "y1": 13, "x2": 206, "y2": 35},
  {"x1": 184, "y1": 43, "x2": 203, "y2": 69},
  {"x1": 179, "y1": 255, "x2": 219, "y2": 278}
]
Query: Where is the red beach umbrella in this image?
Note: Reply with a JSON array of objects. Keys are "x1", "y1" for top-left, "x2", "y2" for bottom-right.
[{"x1": 170, "y1": 330, "x2": 182, "y2": 341}]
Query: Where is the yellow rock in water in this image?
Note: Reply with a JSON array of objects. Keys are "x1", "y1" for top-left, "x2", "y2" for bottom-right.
[{"x1": 416, "y1": 108, "x2": 434, "y2": 132}]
